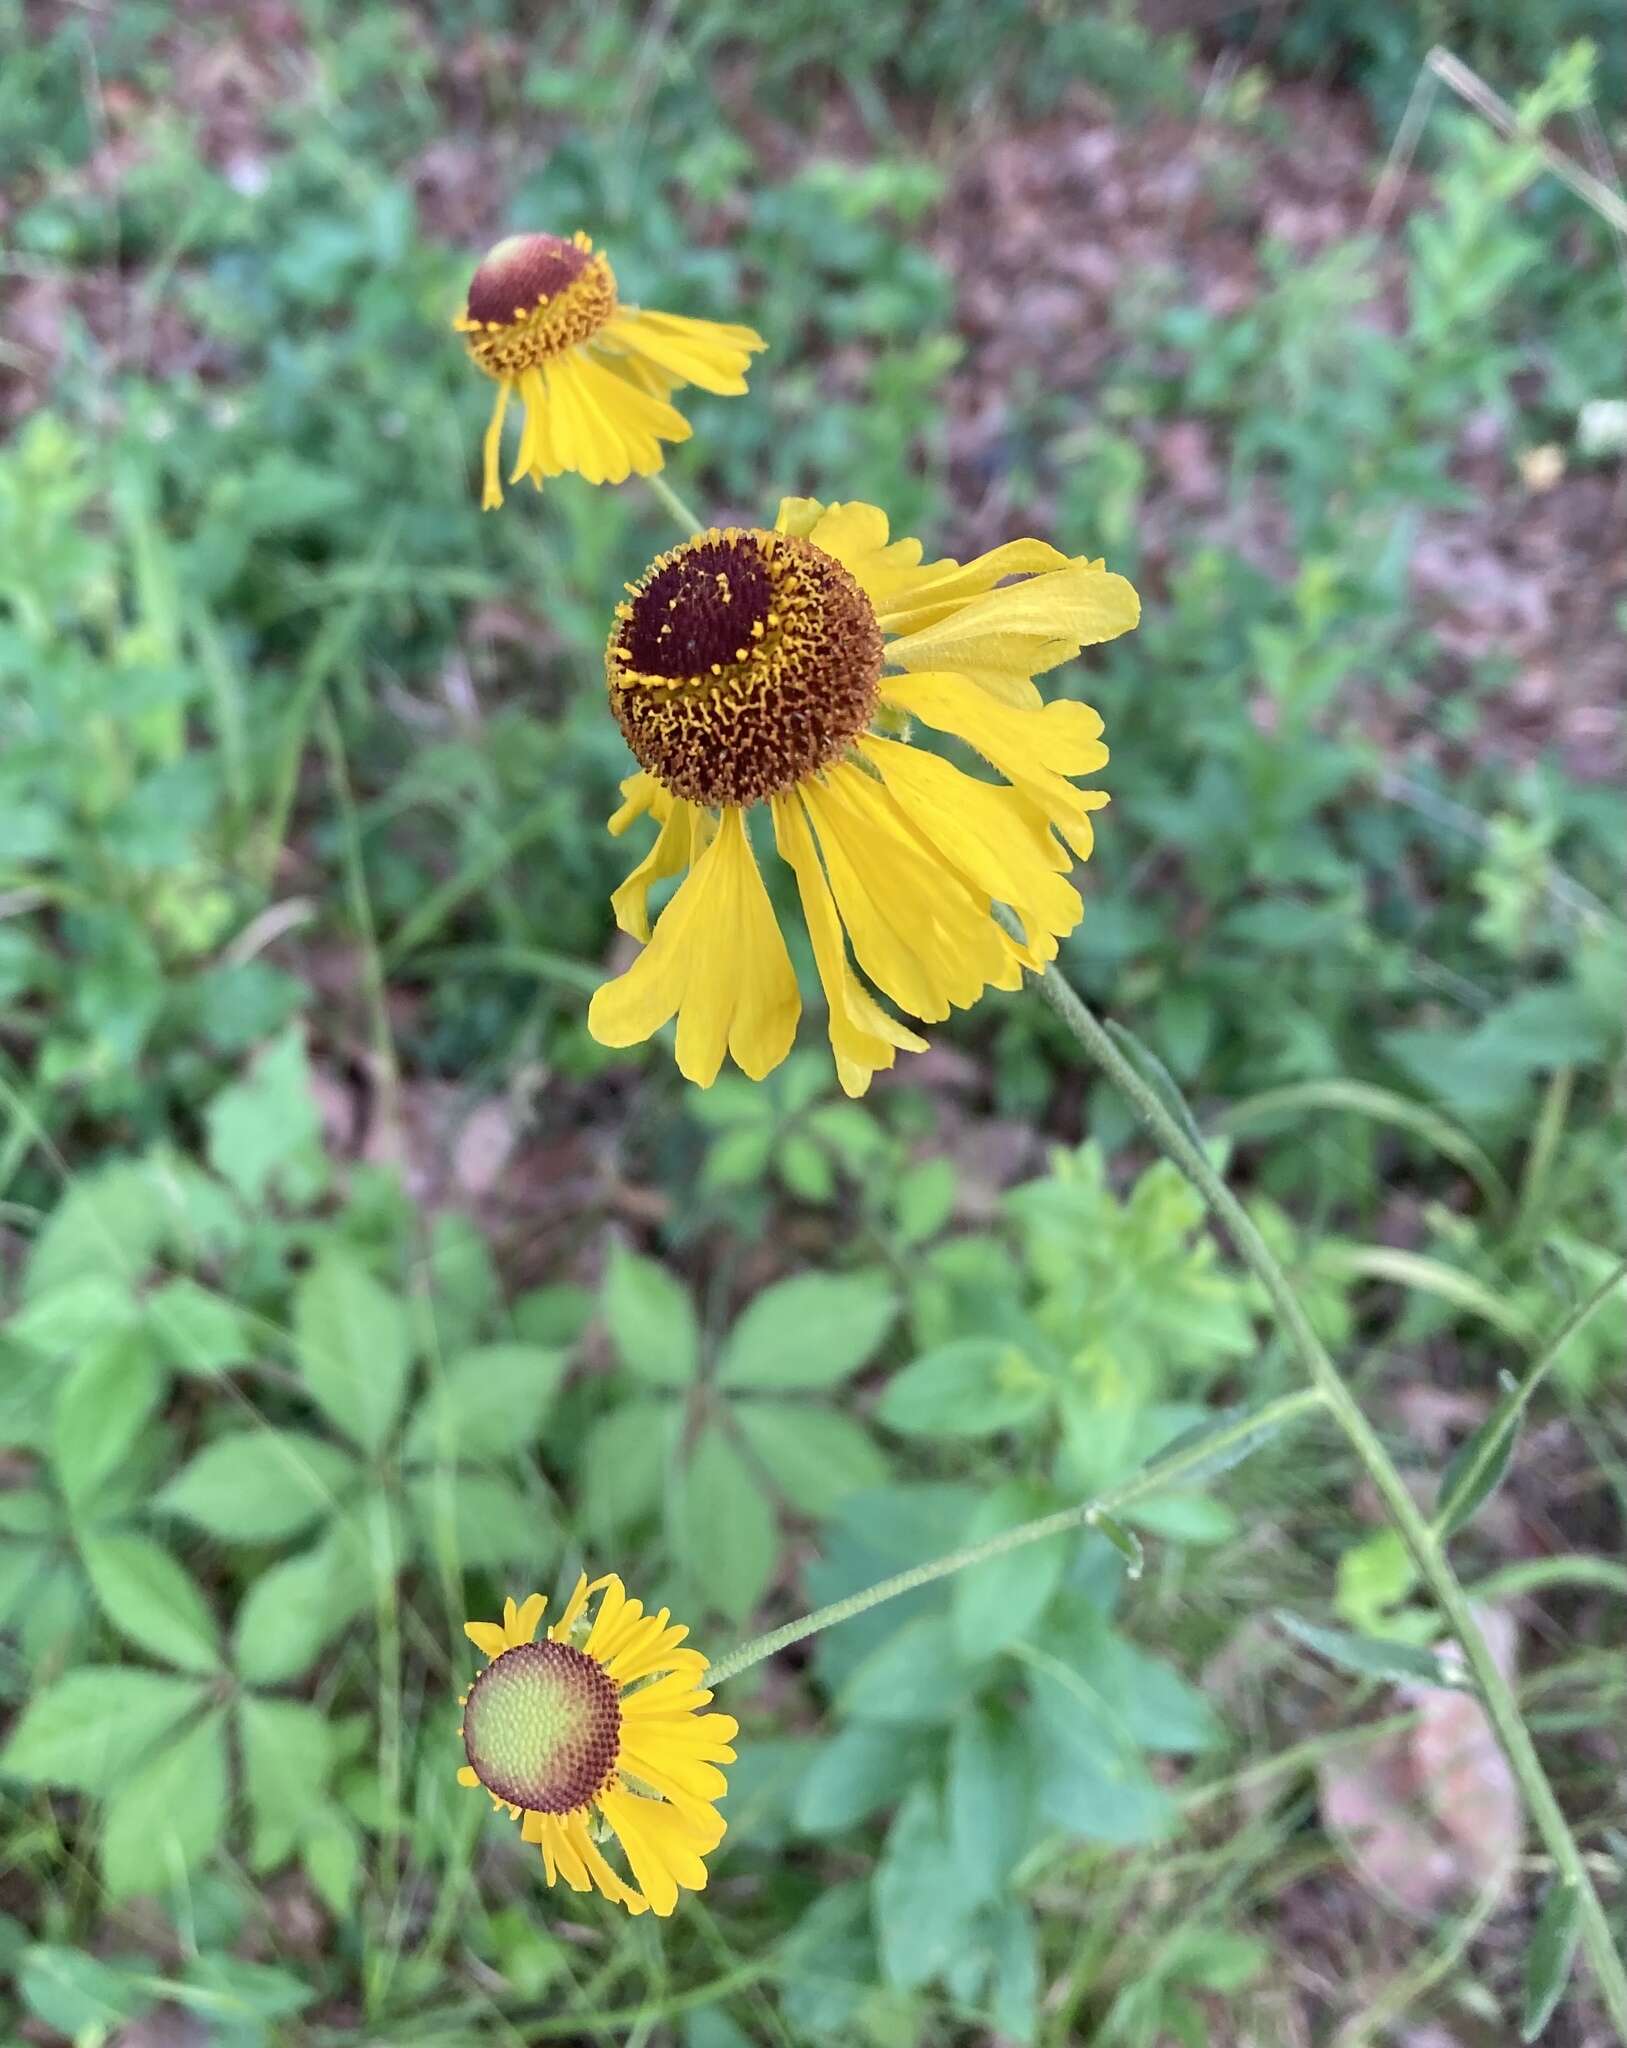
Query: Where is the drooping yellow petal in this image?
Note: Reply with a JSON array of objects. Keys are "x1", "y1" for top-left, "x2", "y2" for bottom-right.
[
  {"x1": 565, "y1": 1810, "x2": 649, "y2": 1914},
  {"x1": 598, "y1": 1787, "x2": 714, "y2": 1916},
  {"x1": 798, "y1": 764, "x2": 1021, "y2": 1024},
  {"x1": 610, "y1": 797, "x2": 699, "y2": 942},
  {"x1": 601, "y1": 308, "x2": 766, "y2": 395},
  {"x1": 480, "y1": 380, "x2": 512, "y2": 511},
  {"x1": 859, "y1": 737, "x2": 1083, "y2": 967},
  {"x1": 801, "y1": 500, "x2": 927, "y2": 606},
  {"x1": 883, "y1": 564, "x2": 1140, "y2": 706},
  {"x1": 869, "y1": 539, "x2": 1076, "y2": 636},
  {"x1": 608, "y1": 771, "x2": 671, "y2": 838},
  {"x1": 589, "y1": 806, "x2": 800, "y2": 1088},
  {"x1": 880, "y1": 670, "x2": 1110, "y2": 861},
  {"x1": 771, "y1": 791, "x2": 926, "y2": 1098}
]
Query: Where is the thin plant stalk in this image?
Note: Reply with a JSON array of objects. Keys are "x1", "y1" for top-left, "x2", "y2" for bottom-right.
[
  {"x1": 708, "y1": 1387, "x2": 1323, "y2": 1685},
  {"x1": 1027, "y1": 960, "x2": 1627, "y2": 2037},
  {"x1": 645, "y1": 472, "x2": 705, "y2": 535}
]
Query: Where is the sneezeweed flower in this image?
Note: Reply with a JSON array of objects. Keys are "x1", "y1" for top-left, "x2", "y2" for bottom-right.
[
  {"x1": 454, "y1": 230, "x2": 766, "y2": 509},
  {"x1": 457, "y1": 1576, "x2": 736, "y2": 1916},
  {"x1": 587, "y1": 498, "x2": 1140, "y2": 1095}
]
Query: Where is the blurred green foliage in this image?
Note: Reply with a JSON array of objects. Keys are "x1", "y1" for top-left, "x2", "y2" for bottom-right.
[{"x1": 1, "y1": 0, "x2": 1624, "y2": 2042}]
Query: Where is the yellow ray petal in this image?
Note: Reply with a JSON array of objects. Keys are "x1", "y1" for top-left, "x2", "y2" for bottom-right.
[
  {"x1": 480, "y1": 379, "x2": 511, "y2": 510},
  {"x1": 589, "y1": 807, "x2": 800, "y2": 1087},
  {"x1": 799, "y1": 764, "x2": 1021, "y2": 1023},
  {"x1": 550, "y1": 1572, "x2": 594, "y2": 1642},
  {"x1": 601, "y1": 308, "x2": 765, "y2": 395},
  {"x1": 508, "y1": 1591, "x2": 546, "y2": 1646},
  {"x1": 771, "y1": 792, "x2": 926, "y2": 1098},
  {"x1": 564, "y1": 1810, "x2": 648, "y2": 1912},
  {"x1": 599, "y1": 1788, "x2": 711, "y2": 1916},
  {"x1": 610, "y1": 798, "x2": 699, "y2": 943},
  {"x1": 859, "y1": 737, "x2": 1083, "y2": 966},
  {"x1": 608, "y1": 770, "x2": 671, "y2": 837},
  {"x1": 879, "y1": 670, "x2": 1110, "y2": 861},
  {"x1": 883, "y1": 563, "x2": 1140, "y2": 700},
  {"x1": 463, "y1": 1620, "x2": 509, "y2": 1661}
]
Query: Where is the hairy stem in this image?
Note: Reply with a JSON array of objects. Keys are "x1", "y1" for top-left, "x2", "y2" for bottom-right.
[
  {"x1": 1029, "y1": 960, "x2": 1627, "y2": 2037},
  {"x1": 644, "y1": 471, "x2": 704, "y2": 535},
  {"x1": 708, "y1": 1387, "x2": 1323, "y2": 1686}
]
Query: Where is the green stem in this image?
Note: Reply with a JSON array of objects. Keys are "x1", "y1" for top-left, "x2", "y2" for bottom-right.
[
  {"x1": 645, "y1": 471, "x2": 705, "y2": 535},
  {"x1": 1028, "y1": 961, "x2": 1627, "y2": 2039},
  {"x1": 708, "y1": 1387, "x2": 1323, "y2": 1686}
]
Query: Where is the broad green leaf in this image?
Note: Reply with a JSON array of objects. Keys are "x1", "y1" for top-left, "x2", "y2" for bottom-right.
[
  {"x1": 579, "y1": 1398, "x2": 678, "y2": 1542},
  {"x1": 840, "y1": 1615, "x2": 981, "y2": 1726},
  {"x1": 406, "y1": 1466, "x2": 540, "y2": 1573},
  {"x1": 80, "y1": 1531, "x2": 219, "y2": 1673},
  {"x1": 22, "y1": 1162, "x2": 166, "y2": 1299},
  {"x1": 874, "y1": 1782, "x2": 979, "y2": 1990},
  {"x1": 0, "y1": 1666, "x2": 207, "y2": 1792},
  {"x1": 988, "y1": 1897, "x2": 1041, "y2": 2043},
  {"x1": 233, "y1": 1523, "x2": 371, "y2": 1685},
  {"x1": 794, "y1": 1722, "x2": 923, "y2": 1836},
  {"x1": 1437, "y1": 1374, "x2": 1522, "y2": 1539},
  {"x1": 100, "y1": 1707, "x2": 229, "y2": 1899},
  {"x1": 732, "y1": 1400, "x2": 888, "y2": 1516},
  {"x1": 51, "y1": 1327, "x2": 164, "y2": 1514},
  {"x1": 180, "y1": 1954, "x2": 317, "y2": 2023},
  {"x1": 240, "y1": 1695, "x2": 333, "y2": 1867},
  {"x1": 401, "y1": 1343, "x2": 564, "y2": 1466},
  {"x1": 1276, "y1": 1611, "x2": 1468, "y2": 1689},
  {"x1": 302, "y1": 1811, "x2": 361, "y2": 1918},
  {"x1": 18, "y1": 1946, "x2": 157, "y2": 2038},
  {"x1": 602, "y1": 1247, "x2": 698, "y2": 1386},
  {"x1": 9, "y1": 1272, "x2": 140, "y2": 1356},
  {"x1": 717, "y1": 1271, "x2": 895, "y2": 1390},
  {"x1": 204, "y1": 1023, "x2": 326, "y2": 1205},
  {"x1": 1025, "y1": 1660, "x2": 1175, "y2": 1844},
  {"x1": 948, "y1": 1704, "x2": 1032, "y2": 1902},
  {"x1": 677, "y1": 1424, "x2": 776, "y2": 1622},
  {"x1": 294, "y1": 1252, "x2": 412, "y2": 1456},
  {"x1": 950, "y1": 1482, "x2": 1069, "y2": 1659},
  {"x1": 1522, "y1": 1881, "x2": 1582, "y2": 2040},
  {"x1": 876, "y1": 1339, "x2": 1049, "y2": 1438},
  {"x1": 145, "y1": 1278, "x2": 253, "y2": 1376},
  {"x1": 159, "y1": 1429, "x2": 358, "y2": 1542}
]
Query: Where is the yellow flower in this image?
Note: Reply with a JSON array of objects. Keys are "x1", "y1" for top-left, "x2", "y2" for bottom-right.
[
  {"x1": 457, "y1": 1576, "x2": 736, "y2": 1916},
  {"x1": 454, "y1": 231, "x2": 765, "y2": 510},
  {"x1": 587, "y1": 498, "x2": 1140, "y2": 1095}
]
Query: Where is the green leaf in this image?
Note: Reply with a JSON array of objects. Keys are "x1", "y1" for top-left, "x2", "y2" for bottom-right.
[
  {"x1": 205, "y1": 1022, "x2": 326, "y2": 1205},
  {"x1": 1025, "y1": 1659, "x2": 1175, "y2": 1845},
  {"x1": 677, "y1": 1424, "x2": 777, "y2": 1621},
  {"x1": 302, "y1": 1811, "x2": 361, "y2": 1918},
  {"x1": 1522, "y1": 1880, "x2": 1582, "y2": 2040},
  {"x1": 18, "y1": 1946, "x2": 157, "y2": 2037},
  {"x1": 159, "y1": 1429, "x2": 358, "y2": 1542},
  {"x1": 406, "y1": 1466, "x2": 540, "y2": 1572},
  {"x1": 718, "y1": 1271, "x2": 896, "y2": 1390},
  {"x1": 874, "y1": 1782, "x2": 980, "y2": 1989},
  {"x1": 1, "y1": 1666, "x2": 208, "y2": 1792},
  {"x1": 732, "y1": 1401, "x2": 888, "y2": 1516},
  {"x1": 948, "y1": 1704, "x2": 1032, "y2": 1903},
  {"x1": 294, "y1": 1251, "x2": 412, "y2": 1456},
  {"x1": 1322, "y1": 1245, "x2": 1537, "y2": 1345},
  {"x1": 1275, "y1": 1611, "x2": 1468, "y2": 1689},
  {"x1": 23, "y1": 1162, "x2": 166, "y2": 1299},
  {"x1": 1088, "y1": 1509, "x2": 1145, "y2": 1578},
  {"x1": 180, "y1": 1953, "x2": 317, "y2": 2024},
  {"x1": 876, "y1": 1339, "x2": 1049, "y2": 1438},
  {"x1": 240, "y1": 1695, "x2": 332, "y2": 1867},
  {"x1": 579, "y1": 1398, "x2": 678, "y2": 1542},
  {"x1": 401, "y1": 1343, "x2": 564, "y2": 1466},
  {"x1": 950, "y1": 1483, "x2": 1069, "y2": 1659},
  {"x1": 1146, "y1": 1401, "x2": 1304, "y2": 1490},
  {"x1": 794, "y1": 1722, "x2": 919, "y2": 1836},
  {"x1": 1437, "y1": 1374, "x2": 1522, "y2": 1539},
  {"x1": 1104, "y1": 1018, "x2": 1210, "y2": 1155},
  {"x1": 233, "y1": 1523, "x2": 371, "y2": 1685},
  {"x1": 80, "y1": 1531, "x2": 220, "y2": 1673},
  {"x1": 50, "y1": 1327, "x2": 164, "y2": 1514},
  {"x1": 145, "y1": 1278, "x2": 253, "y2": 1375},
  {"x1": 841, "y1": 1615, "x2": 981, "y2": 1725},
  {"x1": 100, "y1": 1708, "x2": 229, "y2": 1899},
  {"x1": 603, "y1": 1246, "x2": 699, "y2": 1387}
]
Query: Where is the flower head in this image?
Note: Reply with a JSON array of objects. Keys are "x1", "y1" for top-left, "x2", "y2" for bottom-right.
[
  {"x1": 458, "y1": 1576, "x2": 736, "y2": 1916},
  {"x1": 454, "y1": 231, "x2": 765, "y2": 510},
  {"x1": 587, "y1": 499, "x2": 1140, "y2": 1095}
]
